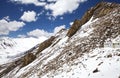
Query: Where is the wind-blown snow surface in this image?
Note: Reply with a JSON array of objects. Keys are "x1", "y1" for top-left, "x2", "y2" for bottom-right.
[
  {"x1": 42, "y1": 48, "x2": 120, "y2": 78},
  {"x1": 1, "y1": 3, "x2": 120, "y2": 77},
  {"x1": 40, "y1": 16, "x2": 120, "y2": 78},
  {"x1": 0, "y1": 37, "x2": 47, "y2": 64},
  {"x1": 4, "y1": 15, "x2": 119, "y2": 78}
]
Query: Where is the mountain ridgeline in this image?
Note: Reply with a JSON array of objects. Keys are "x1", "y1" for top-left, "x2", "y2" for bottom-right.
[
  {"x1": 0, "y1": 2, "x2": 120, "y2": 78},
  {"x1": 67, "y1": 1, "x2": 120, "y2": 37}
]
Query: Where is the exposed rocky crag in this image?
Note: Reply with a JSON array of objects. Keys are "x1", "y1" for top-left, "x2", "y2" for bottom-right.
[
  {"x1": 36, "y1": 36, "x2": 56, "y2": 55},
  {"x1": 0, "y1": 2, "x2": 120, "y2": 78},
  {"x1": 67, "y1": 1, "x2": 120, "y2": 37}
]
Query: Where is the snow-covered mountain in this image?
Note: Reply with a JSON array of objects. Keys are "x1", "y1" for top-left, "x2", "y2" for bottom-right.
[
  {"x1": 0, "y1": 2, "x2": 120, "y2": 78},
  {"x1": 0, "y1": 37, "x2": 47, "y2": 64}
]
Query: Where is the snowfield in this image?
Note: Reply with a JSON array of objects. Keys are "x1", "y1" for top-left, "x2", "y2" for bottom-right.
[
  {"x1": 8, "y1": 15, "x2": 120, "y2": 78},
  {"x1": 42, "y1": 48, "x2": 120, "y2": 78},
  {"x1": 0, "y1": 2, "x2": 120, "y2": 78},
  {"x1": 0, "y1": 36, "x2": 47, "y2": 64}
]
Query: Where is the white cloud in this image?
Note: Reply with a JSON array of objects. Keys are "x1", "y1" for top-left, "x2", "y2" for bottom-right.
[
  {"x1": 54, "y1": 25, "x2": 65, "y2": 34},
  {"x1": 27, "y1": 29, "x2": 52, "y2": 38},
  {"x1": 48, "y1": 16, "x2": 55, "y2": 21},
  {"x1": 10, "y1": 0, "x2": 46, "y2": 6},
  {"x1": 70, "y1": 22, "x2": 73, "y2": 26},
  {"x1": 20, "y1": 11, "x2": 37, "y2": 22},
  {"x1": 37, "y1": 10, "x2": 44, "y2": 16},
  {"x1": 0, "y1": 17, "x2": 25, "y2": 35},
  {"x1": 10, "y1": 0, "x2": 87, "y2": 17},
  {"x1": 3, "y1": 16, "x2": 10, "y2": 21},
  {"x1": 45, "y1": 0, "x2": 87, "y2": 17},
  {"x1": 18, "y1": 34, "x2": 26, "y2": 38},
  {"x1": 27, "y1": 25, "x2": 66, "y2": 38},
  {"x1": 47, "y1": 0, "x2": 57, "y2": 2},
  {"x1": 60, "y1": 17, "x2": 63, "y2": 20}
]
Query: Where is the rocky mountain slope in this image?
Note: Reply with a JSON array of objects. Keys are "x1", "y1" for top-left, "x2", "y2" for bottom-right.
[{"x1": 0, "y1": 1, "x2": 120, "y2": 78}]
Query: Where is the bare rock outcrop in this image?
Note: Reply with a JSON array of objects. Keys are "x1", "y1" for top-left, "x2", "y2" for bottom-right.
[
  {"x1": 67, "y1": 1, "x2": 120, "y2": 37},
  {"x1": 36, "y1": 36, "x2": 56, "y2": 55}
]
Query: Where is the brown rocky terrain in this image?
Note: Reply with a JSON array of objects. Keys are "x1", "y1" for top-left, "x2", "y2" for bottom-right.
[{"x1": 0, "y1": 1, "x2": 120, "y2": 78}]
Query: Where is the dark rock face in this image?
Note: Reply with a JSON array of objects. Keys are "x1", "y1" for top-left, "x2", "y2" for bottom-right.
[
  {"x1": 36, "y1": 36, "x2": 56, "y2": 55},
  {"x1": 93, "y1": 2, "x2": 120, "y2": 19},
  {"x1": 21, "y1": 53, "x2": 36, "y2": 67},
  {"x1": 93, "y1": 68, "x2": 99, "y2": 73},
  {"x1": 67, "y1": 1, "x2": 120, "y2": 37},
  {"x1": 67, "y1": 20, "x2": 81, "y2": 37},
  {"x1": 119, "y1": 75, "x2": 120, "y2": 78},
  {"x1": 0, "y1": 59, "x2": 22, "y2": 77},
  {"x1": 0, "y1": 47, "x2": 38, "y2": 78}
]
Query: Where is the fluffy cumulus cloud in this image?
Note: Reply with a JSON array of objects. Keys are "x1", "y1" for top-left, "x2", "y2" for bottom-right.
[
  {"x1": 20, "y1": 11, "x2": 37, "y2": 22},
  {"x1": 10, "y1": 0, "x2": 46, "y2": 6},
  {"x1": 10, "y1": 0, "x2": 87, "y2": 17},
  {"x1": 0, "y1": 17, "x2": 25, "y2": 35},
  {"x1": 54, "y1": 25, "x2": 65, "y2": 34},
  {"x1": 27, "y1": 29, "x2": 52, "y2": 38},
  {"x1": 26, "y1": 25, "x2": 66, "y2": 38},
  {"x1": 45, "y1": 0, "x2": 87, "y2": 17}
]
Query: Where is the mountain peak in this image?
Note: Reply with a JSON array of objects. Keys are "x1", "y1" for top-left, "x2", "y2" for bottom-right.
[
  {"x1": 67, "y1": 1, "x2": 120, "y2": 37},
  {"x1": 93, "y1": 1, "x2": 120, "y2": 18},
  {"x1": 0, "y1": 1, "x2": 120, "y2": 78}
]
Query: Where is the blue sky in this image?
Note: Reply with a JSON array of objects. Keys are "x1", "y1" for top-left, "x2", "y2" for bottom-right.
[{"x1": 0, "y1": 0, "x2": 120, "y2": 38}]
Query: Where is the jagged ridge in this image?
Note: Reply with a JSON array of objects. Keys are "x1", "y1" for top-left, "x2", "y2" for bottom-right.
[
  {"x1": 67, "y1": 1, "x2": 120, "y2": 37},
  {"x1": 0, "y1": 2, "x2": 120, "y2": 78}
]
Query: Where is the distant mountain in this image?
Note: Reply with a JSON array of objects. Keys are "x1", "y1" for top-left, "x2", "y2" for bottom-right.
[
  {"x1": 0, "y1": 2, "x2": 120, "y2": 78},
  {"x1": 0, "y1": 37, "x2": 47, "y2": 64}
]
